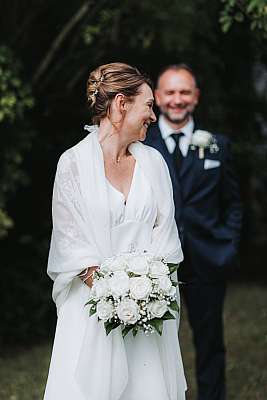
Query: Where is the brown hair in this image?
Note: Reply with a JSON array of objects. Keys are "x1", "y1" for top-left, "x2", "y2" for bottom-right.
[
  {"x1": 157, "y1": 63, "x2": 198, "y2": 88},
  {"x1": 87, "y1": 62, "x2": 153, "y2": 125}
]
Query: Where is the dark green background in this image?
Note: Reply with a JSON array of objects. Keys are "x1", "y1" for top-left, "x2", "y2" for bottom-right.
[{"x1": 0, "y1": 0, "x2": 266, "y2": 345}]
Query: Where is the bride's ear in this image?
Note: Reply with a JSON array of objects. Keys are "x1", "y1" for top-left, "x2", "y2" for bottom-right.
[
  {"x1": 113, "y1": 93, "x2": 127, "y2": 117},
  {"x1": 109, "y1": 94, "x2": 127, "y2": 127}
]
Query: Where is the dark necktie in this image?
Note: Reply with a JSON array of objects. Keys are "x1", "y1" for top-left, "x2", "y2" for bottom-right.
[{"x1": 171, "y1": 132, "x2": 184, "y2": 170}]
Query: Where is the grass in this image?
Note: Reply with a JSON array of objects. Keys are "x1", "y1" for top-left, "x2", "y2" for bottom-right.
[
  {"x1": 180, "y1": 283, "x2": 267, "y2": 400},
  {"x1": 0, "y1": 283, "x2": 266, "y2": 400}
]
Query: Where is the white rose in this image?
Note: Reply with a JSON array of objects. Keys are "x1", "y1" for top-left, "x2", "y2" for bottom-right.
[
  {"x1": 108, "y1": 271, "x2": 130, "y2": 297},
  {"x1": 96, "y1": 300, "x2": 113, "y2": 322},
  {"x1": 149, "y1": 260, "x2": 169, "y2": 278},
  {"x1": 91, "y1": 277, "x2": 109, "y2": 299},
  {"x1": 191, "y1": 130, "x2": 212, "y2": 147},
  {"x1": 100, "y1": 257, "x2": 113, "y2": 272},
  {"x1": 101, "y1": 256, "x2": 127, "y2": 273},
  {"x1": 126, "y1": 256, "x2": 149, "y2": 275},
  {"x1": 158, "y1": 276, "x2": 172, "y2": 293},
  {"x1": 147, "y1": 300, "x2": 168, "y2": 318},
  {"x1": 129, "y1": 276, "x2": 152, "y2": 300},
  {"x1": 116, "y1": 299, "x2": 140, "y2": 324}
]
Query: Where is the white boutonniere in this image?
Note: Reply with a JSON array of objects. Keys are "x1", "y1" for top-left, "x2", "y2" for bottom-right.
[{"x1": 190, "y1": 130, "x2": 219, "y2": 159}]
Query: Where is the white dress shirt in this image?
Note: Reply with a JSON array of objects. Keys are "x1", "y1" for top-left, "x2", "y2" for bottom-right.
[{"x1": 158, "y1": 115, "x2": 195, "y2": 157}]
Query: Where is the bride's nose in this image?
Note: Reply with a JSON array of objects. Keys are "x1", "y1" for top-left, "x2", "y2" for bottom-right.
[{"x1": 150, "y1": 110, "x2": 157, "y2": 122}]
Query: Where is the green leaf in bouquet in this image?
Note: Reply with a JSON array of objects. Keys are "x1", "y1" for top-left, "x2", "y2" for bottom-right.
[
  {"x1": 150, "y1": 318, "x2": 163, "y2": 335},
  {"x1": 128, "y1": 272, "x2": 140, "y2": 278},
  {"x1": 169, "y1": 300, "x2": 180, "y2": 313},
  {"x1": 85, "y1": 299, "x2": 97, "y2": 307},
  {"x1": 133, "y1": 326, "x2": 138, "y2": 337},
  {"x1": 104, "y1": 320, "x2": 120, "y2": 336},
  {"x1": 171, "y1": 280, "x2": 178, "y2": 287},
  {"x1": 89, "y1": 306, "x2": 97, "y2": 316},
  {"x1": 122, "y1": 325, "x2": 134, "y2": 338},
  {"x1": 162, "y1": 310, "x2": 176, "y2": 320},
  {"x1": 167, "y1": 263, "x2": 178, "y2": 274}
]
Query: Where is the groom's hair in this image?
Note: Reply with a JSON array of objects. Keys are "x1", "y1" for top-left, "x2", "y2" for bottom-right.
[{"x1": 156, "y1": 64, "x2": 198, "y2": 88}]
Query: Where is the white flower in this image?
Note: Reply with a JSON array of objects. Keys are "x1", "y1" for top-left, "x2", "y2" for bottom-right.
[
  {"x1": 169, "y1": 286, "x2": 177, "y2": 297},
  {"x1": 191, "y1": 130, "x2": 212, "y2": 148},
  {"x1": 108, "y1": 271, "x2": 130, "y2": 297},
  {"x1": 158, "y1": 276, "x2": 172, "y2": 293},
  {"x1": 101, "y1": 256, "x2": 127, "y2": 273},
  {"x1": 116, "y1": 299, "x2": 140, "y2": 324},
  {"x1": 126, "y1": 255, "x2": 149, "y2": 275},
  {"x1": 149, "y1": 260, "x2": 169, "y2": 278},
  {"x1": 91, "y1": 277, "x2": 109, "y2": 299},
  {"x1": 148, "y1": 300, "x2": 168, "y2": 318},
  {"x1": 96, "y1": 300, "x2": 114, "y2": 321},
  {"x1": 130, "y1": 276, "x2": 152, "y2": 300}
]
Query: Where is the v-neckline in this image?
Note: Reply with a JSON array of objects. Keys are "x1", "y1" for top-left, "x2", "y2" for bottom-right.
[{"x1": 106, "y1": 160, "x2": 138, "y2": 205}]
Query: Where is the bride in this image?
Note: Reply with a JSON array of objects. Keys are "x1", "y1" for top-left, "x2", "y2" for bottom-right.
[{"x1": 44, "y1": 62, "x2": 187, "y2": 400}]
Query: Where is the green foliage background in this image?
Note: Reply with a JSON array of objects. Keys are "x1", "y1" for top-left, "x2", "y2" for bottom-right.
[{"x1": 0, "y1": 0, "x2": 266, "y2": 345}]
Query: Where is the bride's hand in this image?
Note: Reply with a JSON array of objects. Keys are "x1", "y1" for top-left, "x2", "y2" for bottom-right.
[{"x1": 78, "y1": 266, "x2": 99, "y2": 288}]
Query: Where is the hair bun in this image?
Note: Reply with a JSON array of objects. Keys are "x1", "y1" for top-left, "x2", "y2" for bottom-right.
[
  {"x1": 87, "y1": 72, "x2": 105, "y2": 106},
  {"x1": 86, "y1": 62, "x2": 152, "y2": 125}
]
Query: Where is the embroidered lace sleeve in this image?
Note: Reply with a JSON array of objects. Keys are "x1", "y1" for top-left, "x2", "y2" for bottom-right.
[{"x1": 47, "y1": 150, "x2": 100, "y2": 308}]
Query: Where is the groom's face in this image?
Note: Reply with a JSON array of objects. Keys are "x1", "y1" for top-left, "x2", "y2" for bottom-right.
[{"x1": 155, "y1": 69, "x2": 199, "y2": 127}]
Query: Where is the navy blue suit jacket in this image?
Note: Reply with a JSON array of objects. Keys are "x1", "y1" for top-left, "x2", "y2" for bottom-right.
[{"x1": 145, "y1": 122, "x2": 242, "y2": 282}]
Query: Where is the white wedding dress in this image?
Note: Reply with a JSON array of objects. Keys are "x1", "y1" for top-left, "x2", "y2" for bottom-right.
[{"x1": 44, "y1": 129, "x2": 186, "y2": 400}]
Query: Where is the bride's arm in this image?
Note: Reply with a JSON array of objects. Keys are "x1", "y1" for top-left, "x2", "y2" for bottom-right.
[{"x1": 48, "y1": 151, "x2": 100, "y2": 308}]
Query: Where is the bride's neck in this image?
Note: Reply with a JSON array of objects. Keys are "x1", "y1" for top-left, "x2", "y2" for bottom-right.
[{"x1": 98, "y1": 119, "x2": 129, "y2": 163}]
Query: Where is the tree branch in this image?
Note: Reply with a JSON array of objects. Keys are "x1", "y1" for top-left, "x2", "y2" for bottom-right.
[{"x1": 33, "y1": 1, "x2": 90, "y2": 84}]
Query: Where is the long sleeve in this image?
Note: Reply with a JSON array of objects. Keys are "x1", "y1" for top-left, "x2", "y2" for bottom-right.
[{"x1": 47, "y1": 151, "x2": 100, "y2": 309}]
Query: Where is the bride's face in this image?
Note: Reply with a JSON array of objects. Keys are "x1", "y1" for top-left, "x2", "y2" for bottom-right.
[{"x1": 122, "y1": 83, "x2": 156, "y2": 142}]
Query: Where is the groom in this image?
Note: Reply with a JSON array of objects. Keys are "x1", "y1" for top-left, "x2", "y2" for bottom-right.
[{"x1": 145, "y1": 64, "x2": 242, "y2": 400}]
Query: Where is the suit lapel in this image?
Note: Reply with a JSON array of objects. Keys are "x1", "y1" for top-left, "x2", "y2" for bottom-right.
[
  {"x1": 145, "y1": 123, "x2": 182, "y2": 210},
  {"x1": 147, "y1": 122, "x2": 221, "y2": 205},
  {"x1": 178, "y1": 125, "x2": 208, "y2": 201},
  {"x1": 178, "y1": 122, "x2": 201, "y2": 179},
  {"x1": 146, "y1": 124, "x2": 178, "y2": 182}
]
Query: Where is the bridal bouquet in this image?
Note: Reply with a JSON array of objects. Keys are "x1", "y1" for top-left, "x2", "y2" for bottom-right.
[{"x1": 86, "y1": 252, "x2": 179, "y2": 338}]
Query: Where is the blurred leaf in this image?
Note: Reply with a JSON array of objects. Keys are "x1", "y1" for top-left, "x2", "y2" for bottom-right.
[
  {"x1": 150, "y1": 318, "x2": 163, "y2": 335},
  {"x1": 162, "y1": 310, "x2": 176, "y2": 320},
  {"x1": 169, "y1": 300, "x2": 180, "y2": 313},
  {"x1": 0, "y1": 209, "x2": 13, "y2": 238},
  {"x1": 104, "y1": 320, "x2": 120, "y2": 335},
  {"x1": 220, "y1": 0, "x2": 267, "y2": 37},
  {"x1": 89, "y1": 306, "x2": 96, "y2": 316},
  {"x1": 0, "y1": 46, "x2": 34, "y2": 238},
  {"x1": 122, "y1": 325, "x2": 134, "y2": 338},
  {"x1": 167, "y1": 263, "x2": 178, "y2": 274}
]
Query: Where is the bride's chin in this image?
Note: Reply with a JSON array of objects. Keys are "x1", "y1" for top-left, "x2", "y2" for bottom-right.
[{"x1": 139, "y1": 129, "x2": 147, "y2": 142}]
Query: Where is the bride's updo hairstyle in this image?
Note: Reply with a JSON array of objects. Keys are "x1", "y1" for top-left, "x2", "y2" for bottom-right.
[{"x1": 87, "y1": 62, "x2": 152, "y2": 125}]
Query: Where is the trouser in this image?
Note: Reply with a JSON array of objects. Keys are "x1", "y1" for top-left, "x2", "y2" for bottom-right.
[{"x1": 181, "y1": 281, "x2": 226, "y2": 400}]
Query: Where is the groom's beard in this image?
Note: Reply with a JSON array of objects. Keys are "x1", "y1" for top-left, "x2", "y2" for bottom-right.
[{"x1": 162, "y1": 109, "x2": 192, "y2": 126}]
